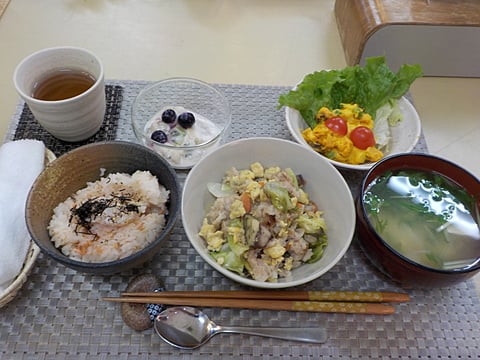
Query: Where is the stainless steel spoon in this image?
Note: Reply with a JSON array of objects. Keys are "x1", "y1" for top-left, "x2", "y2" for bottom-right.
[{"x1": 154, "y1": 306, "x2": 327, "y2": 349}]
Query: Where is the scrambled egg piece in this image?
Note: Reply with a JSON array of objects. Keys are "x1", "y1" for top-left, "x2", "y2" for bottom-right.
[
  {"x1": 264, "y1": 243, "x2": 286, "y2": 260},
  {"x1": 226, "y1": 223, "x2": 245, "y2": 244},
  {"x1": 229, "y1": 199, "x2": 246, "y2": 219},
  {"x1": 199, "y1": 219, "x2": 225, "y2": 250},
  {"x1": 264, "y1": 166, "x2": 281, "y2": 180},
  {"x1": 250, "y1": 162, "x2": 264, "y2": 178},
  {"x1": 246, "y1": 181, "x2": 262, "y2": 201},
  {"x1": 227, "y1": 169, "x2": 255, "y2": 192},
  {"x1": 302, "y1": 103, "x2": 383, "y2": 165}
]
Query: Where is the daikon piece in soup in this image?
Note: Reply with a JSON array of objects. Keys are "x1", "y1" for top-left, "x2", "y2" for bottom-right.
[{"x1": 363, "y1": 169, "x2": 480, "y2": 271}]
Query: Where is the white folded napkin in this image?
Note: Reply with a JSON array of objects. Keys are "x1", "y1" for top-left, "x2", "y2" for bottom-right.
[{"x1": 0, "y1": 139, "x2": 45, "y2": 293}]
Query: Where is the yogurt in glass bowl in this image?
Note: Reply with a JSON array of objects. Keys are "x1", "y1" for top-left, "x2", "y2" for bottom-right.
[{"x1": 132, "y1": 78, "x2": 231, "y2": 169}]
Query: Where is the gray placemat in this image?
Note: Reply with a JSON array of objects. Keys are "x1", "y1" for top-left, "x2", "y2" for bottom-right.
[{"x1": 1, "y1": 80, "x2": 479, "y2": 359}]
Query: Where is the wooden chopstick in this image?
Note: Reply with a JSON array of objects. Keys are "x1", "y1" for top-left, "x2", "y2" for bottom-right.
[
  {"x1": 120, "y1": 290, "x2": 410, "y2": 303},
  {"x1": 103, "y1": 296, "x2": 396, "y2": 315}
]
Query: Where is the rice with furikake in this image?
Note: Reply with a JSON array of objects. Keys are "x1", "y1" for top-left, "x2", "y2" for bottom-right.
[{"x1": 48, "y1": 170, "x2": 169, "y2": 262}]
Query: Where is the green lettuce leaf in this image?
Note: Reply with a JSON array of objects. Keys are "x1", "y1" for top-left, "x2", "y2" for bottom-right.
[{"x1": 278, "y1": 56, "x2": 423, "y2": 128}]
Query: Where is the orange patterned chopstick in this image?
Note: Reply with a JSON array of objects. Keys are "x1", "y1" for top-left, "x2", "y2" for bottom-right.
[
  {"x1": 103, "y1": 296, "x2": 396, "y2": 315},
  {"x1": 120, "y1": 290, "x2": 410, "y2": 303}
]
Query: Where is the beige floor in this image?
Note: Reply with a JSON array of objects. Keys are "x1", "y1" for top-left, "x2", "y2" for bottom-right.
[{"x1": 0, "y1": 0, "x2": 479, "y2": 291}]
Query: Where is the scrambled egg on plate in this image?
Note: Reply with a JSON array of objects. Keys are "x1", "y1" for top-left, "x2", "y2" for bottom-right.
[{"x1": 302, "y1": 103, "x2": 383, "y2": 165}]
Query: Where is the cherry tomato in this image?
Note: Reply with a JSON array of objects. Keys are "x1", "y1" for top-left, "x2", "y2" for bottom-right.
[
  {"x1": 325, "y1": 117, "x2": 348, "y2": 136},
  {"x1": 350, "y1": 126, "x2": 376, "y2": 150}
]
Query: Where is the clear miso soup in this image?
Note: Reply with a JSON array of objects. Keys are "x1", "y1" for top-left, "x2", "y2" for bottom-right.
[{"x1": 363, "y1": 169, "x2": 480, "y2": 271}]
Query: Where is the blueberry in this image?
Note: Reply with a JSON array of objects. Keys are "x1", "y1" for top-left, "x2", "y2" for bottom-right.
[
  {"x1": 161, "y1": 109, "x2": 177, "y2": 124},
  {"x1": 177, "y1": 112, "x2": 195, "y2": 129},
  {"x1": 151, "y1": 130, "x2": 168, "y2": 143}
]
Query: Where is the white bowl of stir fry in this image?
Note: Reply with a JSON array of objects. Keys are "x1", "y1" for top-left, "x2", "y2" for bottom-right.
[{"x1": 182, "y1": 137, "x2": 356, "y2": 288}]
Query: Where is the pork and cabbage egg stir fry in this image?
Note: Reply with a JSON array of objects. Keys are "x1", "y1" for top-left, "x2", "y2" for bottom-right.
[{"x1": 199, "y1": 162, "x2": 327, "y2": 282}]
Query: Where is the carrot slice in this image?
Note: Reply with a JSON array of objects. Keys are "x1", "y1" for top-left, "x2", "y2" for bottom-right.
[{"x1": 241, "y1": 192, "x2": 252, "y2": 213}]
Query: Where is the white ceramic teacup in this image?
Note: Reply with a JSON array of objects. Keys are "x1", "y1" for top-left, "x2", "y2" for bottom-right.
[{"x1": 13, "y1": 46, "x2": 106, "y2": 142}]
